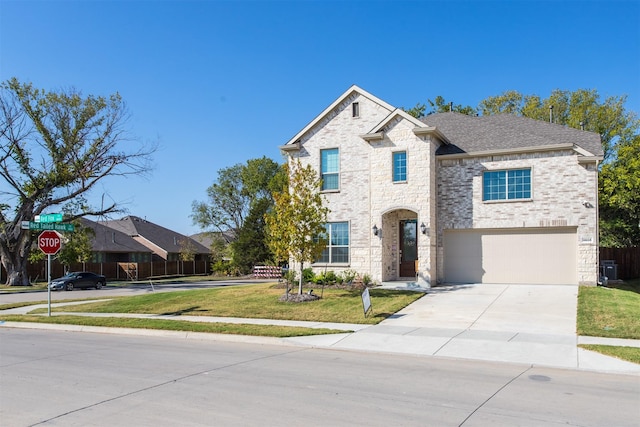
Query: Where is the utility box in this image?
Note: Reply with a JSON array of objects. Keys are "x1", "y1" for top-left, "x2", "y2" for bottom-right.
[{"x1": 600, "y1": 260, "x2": 618, "y2": 281}]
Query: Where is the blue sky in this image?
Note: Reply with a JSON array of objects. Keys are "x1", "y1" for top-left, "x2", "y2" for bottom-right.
[{"x1": 1, "y1": 0, "x2": 638, "y2": 236}]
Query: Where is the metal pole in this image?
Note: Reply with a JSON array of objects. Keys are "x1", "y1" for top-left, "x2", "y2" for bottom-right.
[{"x1": 47, "y1": 254, "x2": 51, "y2": 316}]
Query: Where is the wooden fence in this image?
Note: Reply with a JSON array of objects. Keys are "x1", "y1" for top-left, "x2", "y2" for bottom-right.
[
  {"x1": 1, "y1": 260, "x2": 212, "y2": 283},
  {"x1": 599, "y1": 247, "x2": 640, "y2": 280}
]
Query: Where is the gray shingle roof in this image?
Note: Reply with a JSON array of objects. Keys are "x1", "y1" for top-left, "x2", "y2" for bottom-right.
[
  {"x1": 102, "y1": 216, "x2": 210, "y2": 255},
  {"x1": 422, "y1": 112, "x2": 603, "y2": 157},
  {"x1": 80, "y1": 218, "x2": 152, "y2": 253}
]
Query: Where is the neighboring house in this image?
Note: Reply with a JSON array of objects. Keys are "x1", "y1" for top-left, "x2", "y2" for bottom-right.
[
  {"x1": 80, "y1": 218, "x2": 153, "y2": 262},
  {"x1": 101, "y1": 216, "x2": 211, "y2": 262},
  {"x1": 280, "y1": 85, "x2": 603, "y2": 286}
]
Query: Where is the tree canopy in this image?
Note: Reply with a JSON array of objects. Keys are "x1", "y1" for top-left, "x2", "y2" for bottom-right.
[
  {"x1": 192, "y1": 156, "x2": 283, "y2": 273},
  {"x1": 0, "y1": 78, "x2": 154, "y2": 286}
]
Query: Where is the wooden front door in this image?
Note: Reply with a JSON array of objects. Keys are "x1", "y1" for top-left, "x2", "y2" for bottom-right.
[{"x1": 399, "y1": 220, "x2": 417, "y2": 277}]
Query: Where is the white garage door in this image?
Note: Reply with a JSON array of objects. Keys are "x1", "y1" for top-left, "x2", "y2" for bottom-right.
[{"x1": 444, "y1": 228, "x2": 577, "y2": 285}]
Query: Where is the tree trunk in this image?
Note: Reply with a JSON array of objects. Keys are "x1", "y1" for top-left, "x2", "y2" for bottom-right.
[
  {"x1": 298, "y1": 262, "x2": 304, "y2": 295},
  {"x1": 1, "y1": 249, "x2": 30, "y2": 286},
  {"x1": 0, "y1": 222, "x2": 33, "y2": 287}
]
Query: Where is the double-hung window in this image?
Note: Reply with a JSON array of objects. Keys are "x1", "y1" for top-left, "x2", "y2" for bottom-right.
[
  {"x1": 321, "y1": 148, "x2": 339, "y2": 191},
  {"x1": 393, "y1": 151, "x2": 407, "y2": 182},
  {"x1": 317, "y1": 222, "x2": 349, "y2": 264},
  {"x1": 483, "y1": 168, "x2": 531, "y2": 201}
]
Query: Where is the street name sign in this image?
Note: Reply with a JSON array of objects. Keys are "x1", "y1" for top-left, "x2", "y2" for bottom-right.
[
  {"x1": 29, "y1": 222, "x2": 75, "y2": 232},
  {"x1": 35, "y1": 213, "x2": 63, "y2": 223}
]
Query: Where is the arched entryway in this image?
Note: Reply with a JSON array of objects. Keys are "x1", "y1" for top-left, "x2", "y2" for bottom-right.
[{"x1": 380, "y1": 209, "x2": 418, "y2": 281}]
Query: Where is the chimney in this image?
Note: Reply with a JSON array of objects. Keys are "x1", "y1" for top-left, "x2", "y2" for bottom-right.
[
  {"x1": 549, "y1": 105, "x2": 554, "y2": 123},
  {"x1": 580, "y1": 121, "x2": 584, "y2": 131},
  {"x1": 449, "y1": 101, "x2": 453, "y2": 112}
]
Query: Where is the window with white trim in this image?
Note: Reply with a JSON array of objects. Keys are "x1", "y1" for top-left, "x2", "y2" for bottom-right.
[
  {"x1": 321, "y1": 148, "x2": 339, "y2": 191},
  {"x1": 317, "y1": 222, "x2": 349, "y2": 264},
  {"x1": 483, "y1": 168, "x2": 531, "y2": 201}
]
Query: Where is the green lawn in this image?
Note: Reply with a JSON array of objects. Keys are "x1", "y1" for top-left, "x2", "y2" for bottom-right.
[
  {"x1": 577, "y1": 285, "x2": 640, "y2": 339},
  {"x1": 28, "y1": 283, "x2": 423, "y2": 324},
  {"x1": 577, "y1": 280, "x2": 640, "y2": 364}
]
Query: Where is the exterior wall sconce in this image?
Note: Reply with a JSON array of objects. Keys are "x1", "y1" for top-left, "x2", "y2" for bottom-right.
[
  {"x1": 372, "y1": 225, "x2": 379, "y2": 236},
  {"x1": 420, "y1": 222, "x2": 427, "y2": 234}
]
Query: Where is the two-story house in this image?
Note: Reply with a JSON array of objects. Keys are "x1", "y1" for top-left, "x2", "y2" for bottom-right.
[{"x1": 280, "y1": 85, "x2": 603, "y2": 286}]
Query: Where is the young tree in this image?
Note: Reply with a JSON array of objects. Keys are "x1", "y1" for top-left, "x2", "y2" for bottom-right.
[
  {"x1": 0, "y1": 78, "x2": 154, "y2": 286},
  {"x1": 57, "y1": 221, "x2": 95, "y2": 272},
  {"x1": 265, "y1": 160, "x2": 329, "y2": 295}
]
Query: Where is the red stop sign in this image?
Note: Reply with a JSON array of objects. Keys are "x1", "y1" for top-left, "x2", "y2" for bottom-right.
[{"x1": 38, "y1": 230, "x2": 62, "y2": 255}]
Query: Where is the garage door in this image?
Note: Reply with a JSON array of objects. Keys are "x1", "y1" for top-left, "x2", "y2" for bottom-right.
[{"x1": 443, "y1": 228, "x2": 577, "y2": 284}]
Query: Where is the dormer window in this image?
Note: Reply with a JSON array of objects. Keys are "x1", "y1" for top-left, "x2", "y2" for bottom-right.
[{"x1": 352, "y1": 102, "x2": 359, "y2": 118}]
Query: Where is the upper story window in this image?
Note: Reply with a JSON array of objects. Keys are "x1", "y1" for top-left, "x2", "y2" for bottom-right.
[
  {"x1": 352, "y1": 102, "x2": 360, "y2": 117},
  {"x1": 316, "y1": 222, "x2": 349, "y2": 264},
  {"x1": 483, "y1": 168, "x2": 531, "y2": 201},
  {"x1": 393, "y1": 151, "x2": 407, "y2": 182},
  {"x1": 321, "y1": 148, "x2": 339, "y2": 191}
]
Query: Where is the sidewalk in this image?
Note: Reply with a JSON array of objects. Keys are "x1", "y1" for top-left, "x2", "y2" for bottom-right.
[{"x1": 1, "y1": 285, "x2": 639, "y2": 375}]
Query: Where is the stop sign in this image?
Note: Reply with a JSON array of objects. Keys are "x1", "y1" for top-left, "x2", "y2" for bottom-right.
[{"x1": 38, "y1": 230, "x2": 62, "y2": 255}]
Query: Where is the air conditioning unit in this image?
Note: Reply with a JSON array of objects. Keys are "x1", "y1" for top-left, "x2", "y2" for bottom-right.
[{"x1": 600, "y1": 261, "x2": 618, "y2": 281}]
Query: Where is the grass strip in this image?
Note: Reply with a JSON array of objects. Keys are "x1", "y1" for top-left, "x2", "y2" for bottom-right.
[
  {"x1": 577, "y1": 286, "x2": 640, "y2": 339},
  {"x1": 579, "y1": 344, "x2": 640, "y2": 365},
  {"x1": 0, "y1": 315, "x2": 348, "y2": 338}
]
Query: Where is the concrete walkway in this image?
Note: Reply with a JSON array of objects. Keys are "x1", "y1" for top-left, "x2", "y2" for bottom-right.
[{"x1": 1, "y1": 284, "x2": 639, "y2": 375}]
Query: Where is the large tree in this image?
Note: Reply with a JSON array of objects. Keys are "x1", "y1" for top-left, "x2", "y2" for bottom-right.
[
  {"x1": 192, "y1": 156, "x2": 282, "y2": 271},
  {"x1": 265, "y1": 160, "x2": 328, "y2": 295},
  {"x1": 0, "y1": 78, "x2": 154, "y2": 286},
  {"x1": 404, "y1": 96, "x2": 475, "y2": 118},
  {"x1": 599, "y1": 134, "x2": 640, "y2": 247}
]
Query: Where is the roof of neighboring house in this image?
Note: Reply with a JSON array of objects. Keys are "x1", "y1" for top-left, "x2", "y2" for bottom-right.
[
  {"x1": 190, "y1": 231, "x2": 235, "y2": 248},
  {"x1": 101, "y1": 216, "x2": 210, "y2": 255},
  {"x1": 80, "y1": 218, "x2": 152, "y2": 253},
  {"x1": 423, "y1": 112, "x2": 604, "y2": 157}
]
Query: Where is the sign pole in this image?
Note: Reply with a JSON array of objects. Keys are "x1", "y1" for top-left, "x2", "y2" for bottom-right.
[{"x1": 47, "y1": 254, "x2": 51, "y2": 316}]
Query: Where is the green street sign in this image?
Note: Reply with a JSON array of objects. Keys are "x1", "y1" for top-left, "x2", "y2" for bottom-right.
[
  {"x1": 29, "y1": 222, "x2": 75, "y2": 232},
  {"x1": 35, "y1": 213, "x2": 63, "y2": 223}
]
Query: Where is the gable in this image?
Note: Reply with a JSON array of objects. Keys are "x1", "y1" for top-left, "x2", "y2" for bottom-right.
[{"x1": 281, "y1": 85, "x2": 395, "y2": 149}]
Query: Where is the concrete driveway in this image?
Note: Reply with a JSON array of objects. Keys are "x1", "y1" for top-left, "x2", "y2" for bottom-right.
[{"x1": 305, "y1": 283, "x2": 640, "y2": 373}]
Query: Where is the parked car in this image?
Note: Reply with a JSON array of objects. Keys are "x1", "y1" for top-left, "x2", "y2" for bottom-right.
[{"x1": 49, "y1": 272, "x2": 106, "y2": 291}]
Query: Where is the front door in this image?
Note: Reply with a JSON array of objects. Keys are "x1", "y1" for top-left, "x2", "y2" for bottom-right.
[{"x1": 399, "y1": 220, "x2": 417, "y2": 277}]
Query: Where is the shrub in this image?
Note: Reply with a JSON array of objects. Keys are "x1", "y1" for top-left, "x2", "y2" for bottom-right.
[
  {"x1": 324, "y1": 270, "x2": 337, "y2": 284},
  {"x1": 212, "y1": 260, "x2": 232, "y2": 276},
  {"x1": 341, "y1": 269, "x2": 357, "y2": 284},
  {"x1": 362, "y1": 273, "x2": 372, "y2": 286},
  {"x1": 302, "y1": 268, "x2": 315, "y2": 284}
]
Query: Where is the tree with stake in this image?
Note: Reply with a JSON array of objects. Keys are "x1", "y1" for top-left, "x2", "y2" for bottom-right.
[{"x1": 265, "y1": 160, "x2": 328, "y2": 296}]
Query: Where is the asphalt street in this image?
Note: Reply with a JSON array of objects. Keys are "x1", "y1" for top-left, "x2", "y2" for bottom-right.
[{"x1": 1, "y1": 328, "x2": 638, "y2": 427}]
